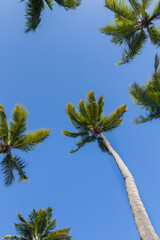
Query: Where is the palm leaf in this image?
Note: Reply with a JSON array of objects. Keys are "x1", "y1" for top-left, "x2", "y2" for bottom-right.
[
  {"x1": 97, "y1": 94, "x2": 104, "y2": 120},
  {"x1": 99, "y1": 104, "x2": 127, "y2": 131},
  {"x1": 45, "y1": 0, "x2": 54, "y2": 9},
  {"x1": 105, "y1": 0, "x2": 138, "y2": 21},
  {"x1": 141, "y1": 0, "x2": 152, "y2": 17},
  {"x1": 85, "y1": 90, "x2": 99, "y2": 124},
  {"x1": 0, "y1": 105, "x2": 8, "y2": 142},
  {"x1": 1, "y1": 154, "x2": 15, "y2": 185},
  {"x1": 24, "y1": 0, "x2": 45, "y2": 33},
  {"x1": 150, "y1": 0, "x2": 160, "y2": 19},
  {"x1": 55, "y1": 0, "x2": 81, "y2": 10},
  {"x1": 62, "y1": 129, "x2": 89, "y2": 138},
  {"x1": 147, "y1": 24, "x2": 160, "y2": 47},
  {"x1": 128, "y1": 0, "x2": 141, "y2": 17},
  {"x1": 45, "y1": 228, "x2": 71, "y2": 240},
  {"x1": 97, "y1": 137, "x2": 110, "y2": 153},
  {"x1": 78, "y1": 99, "x2": 87, "y2": 118},
  {"x1": 117, "y1": 29, "x2": 147, "y2": 65},
  {"x1": 9, "y1": 105, "x2": 27, "y2": 145},
  {"x1": 11, "y1": 129, "x2": 51, "y2": 152},
  {"x1": 69, "y1": 135, "x2": 96, "y2": 153},
  {"x1": 2, "y1": 235, "x2": 27, "y2": 240}
]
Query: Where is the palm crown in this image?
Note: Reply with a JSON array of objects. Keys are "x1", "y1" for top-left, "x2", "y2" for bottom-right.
[
  {"x1": 129, "y1": 54, "x2": 160, "y2": 123},
  {"x1": 23, "y1": 0, "x2": 81, "y2": 33},
  {"x1": 100, "y1": 0, "x2": 160, "y2": 65},
  {"x1": 0, "y1": 104, "x2": 51, "y2": 185},
  {"x1": 62, "y1": 90, "x2": 127, "y2": 153},
  {"x1": 3, "y1": 207, "x2": 71, "y2": 240}
]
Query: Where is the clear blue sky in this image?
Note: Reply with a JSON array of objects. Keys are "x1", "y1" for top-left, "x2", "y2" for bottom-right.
[{"x1": 0, "y1": 0, "x2": 160, "y2": 239}]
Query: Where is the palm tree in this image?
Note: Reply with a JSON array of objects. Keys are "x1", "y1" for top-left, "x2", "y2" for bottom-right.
[
  {"x1": 130, "y1": 54, "x2": 160, "y2": 123},
  {"x1": 62, "y1": 90, "x2": 159, "y2": 240},
  {"x1": 0, "y1": 104, "x2": 51, "y2": 185},
  {"x1": 22, "y1": 0, "x2": 81, "y2": 33},
  {"x1": 2, "y1": 207, "x2": 71, "y2": 240},
  {"x1": 99, "y1": 0, "x2": 160, "y2": 65}
]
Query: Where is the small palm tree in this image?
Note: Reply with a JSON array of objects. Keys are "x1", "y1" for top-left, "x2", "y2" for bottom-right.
[
  {"x1": 23, "y1": 0, "x2": 81, "y2": 33},
  {"x1": 0, "y1": 104, "x2": 51, "y2": 185},
  {"x1": 130, "y1": 54, "x2": 160, "y2": 123},
  {"x1": 62, "y1": 90, "x2": 159, "y2": 240},
  {"x1": 2, "y1": 207, "x2": 71, "y2": 240},
  {"x1": 100, "y1": 0, "x2": 160, "y2": 65}
]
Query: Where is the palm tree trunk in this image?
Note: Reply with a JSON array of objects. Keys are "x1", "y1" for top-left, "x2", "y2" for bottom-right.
[{"x1": 99, "y1": 132, "x2": 159, "y2": 240}]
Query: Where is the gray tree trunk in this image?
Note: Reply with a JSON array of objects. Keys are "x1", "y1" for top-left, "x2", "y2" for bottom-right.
[{"x1": 100, "y1": 133, "x2": 159, "y2": 240}]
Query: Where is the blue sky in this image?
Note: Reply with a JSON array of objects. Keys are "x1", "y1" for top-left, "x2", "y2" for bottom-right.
[{"x1": 0, "y1": 0, "x2": 160, "y2": 239}]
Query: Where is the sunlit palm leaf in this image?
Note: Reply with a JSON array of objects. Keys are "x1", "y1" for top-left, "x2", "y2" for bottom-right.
[
  {"x1": 2, "y1": 235, "x2": 27, "y2": 240},
  {"x1": 69, "y1": 135, "x2": 96, "y2": 153},
  {"x1": 9, "y1": 105, "x2": 27, "y2": 145},
  {"x1": 128, "y1": 0, "x2": 141, "y2": 17},
  {"x1": 45, "y1": 228, "x2": 71, "y2": 240},
  {"x1": 150, "y1": 0, "x2": 160, "y2": 19},
  {"x1": 12, "y1": 129, "x2": 51, "y2": 152},
  {"x1": 55, "y1": 0, "x2": 81, "y2": 9},
  {"x1": 147, "y1": 24, "x2": 160, "y2": 47},
  {"x1": 105, "y1": 0, "x2": 138, "y2": 21}
]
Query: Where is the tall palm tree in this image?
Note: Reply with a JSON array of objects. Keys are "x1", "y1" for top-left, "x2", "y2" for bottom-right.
[
  {"x1": 130, "y1": 54, "x2": 160, "y2": 123},
  {"x1": 2, "y1": 207, "x2": 71, "y2": 240},
  {"x1": 22, "y1": 0, "x2": 81, "y2": 33},
  {"x1": 0, "y1": 104, "x2": 51, "y2": 185},
  {"x1": 99, "y1": 0, "x2": 160, "y2": 65},
  {"x1": 62, "y1": 90, "x2": 159, "y2": 240}
]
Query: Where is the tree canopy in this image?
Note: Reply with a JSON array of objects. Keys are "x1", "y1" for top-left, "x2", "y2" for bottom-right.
[{"x1": 100, "y1": 0, "x2": 160, "y2": 64}]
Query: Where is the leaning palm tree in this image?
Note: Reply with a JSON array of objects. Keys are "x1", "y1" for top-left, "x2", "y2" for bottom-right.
[
  {"x1": 130, "y1": 54, "x2": 160, "y2": 123},
  {"x1": 62, "y1": 90, "x2": 159, "y2": 240},
  {"x1": 0, "y1": 104, "x2": 51, "y2": 185},
  {"x1": 23, "y1": 0, "x2": 81, "y2": 33},
  {"x1": 100, "y1": 0, "x2": 160, "y2": 65},
  {"x1": 3, "y1": 207, "x2": 71, "y2": 240}
]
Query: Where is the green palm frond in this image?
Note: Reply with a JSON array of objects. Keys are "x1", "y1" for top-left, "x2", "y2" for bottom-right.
[
  {"x1": 45, "y1": 228, "x2": 71, "y2": 240},
  {"x1": 141, "y1": 0, "x2": 152, "y2": 17},
  {"x1": 69, "y1": 135, "x2": 96, "y2": 153},
  {"x1": 1, "y1": 154, "x2": 28, "y2": 185},
  {"x1": 150, "y1": 0, "x2": 160, "y2": 19},
  {"x1": 0, "y1": 105, "x2": 8, "y2": 142},
  {"x1": 24, "y1": 0, "x2": 45, "y2": 33},
  {"x1": 2, "y1": 235, "x2": 27, "y2": 240},
  {"x1": 85, "y1": 90, "x2": 99, "y2": 124},
  {"x1": 130, "y1": 55, "x2": 160, "y2": 123},
  {"x1": 55, "y1": 0, "x2": 81, "y2": 9},
  {"x1": 105, "y1": 0, "x2": 138, "y2": 21},
  {"x1": 63, "y1": 91, "x2": 127, "y2": 153},
  {"x1": 97, "y1": 137, "x2": 110, "y2": 153},
  {"x1": 147, "y1": 24, "x2": 160, "y2": 47},
  {"x1": 66, "y1": 103, "x2": 89, "y2": 130},
  {"x1": 128, "y1": 0, "x2": 141, "y2": 17},
  {"x1": 11, "y1": 129, "x2": 51, "y2": 152},
  {"x1": 9, "y1": 105, "x2": 27, "y2": 145},
  {"x1": 117, "y1": 29, "x2": 147, "y2": 65},
  {"x1": 99, "y1": 104, "x2": 127, "y2": 131},
  {"x1": 45, "y1": 0, "x2": 54, "y2": 9}
]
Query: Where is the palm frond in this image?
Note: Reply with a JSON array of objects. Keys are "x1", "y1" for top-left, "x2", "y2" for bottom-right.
[
  {"x1": 66, "y1": 103, "x2": 89, "y2": 130},
  {"x1": 78, "y1": 100, "x2": 87, "y2": 118},
  {"x1": 147, "y1": 24, "x2": 160, "y2": 47},
  {"x1": 97, "y1": 137, "x2": 110, "y2": 153},
  {"x1": 117, "y1": 29, "x2": 147, "y2": 65},
  {"x1": 55, "y1": 0, "x2": 81, "y2": 10},
  {"x1": 1, "y1": 154, "x2": 15, "y2": 185},
  {"x1": 133, "y1": 111, "x2": 160, "y2": 123},
  {"x1": 9, "y1": 105, "x2": 27, "y2": 145},
  {"x1": 24, "y1": 0, "x2": 45, "y2": 33},
  {"x1": 45, "y1": 228, "x2": 71, "y2": 240},
  {"x1": 2, "y1": 235, "x2": 27, "y2": 240},
  {"x1": 62, "y1": 129, "x2": 89, "y2": 138},
  {"x1": 128, "y1": 0, "x2": 141, "y2": 17},
  {"x1": 154, "y1": 53, "x2": 160, "y2": 72},
  {"x1": 150, "y1": 0, "x2": 160, "y2": 19},
  {"x1": 97, "y1": 94, "x2": 104, "y2": 120},
  {"x1": 69, "y1": 135, "x2": 96, "y2": 153},
  {"x1": 105, "y1": 0, "x2": 138, "y2": 21},
  {"x1": 12, "y1": 129, "x2": 51, "y2": 152},
  {"x1": 85, "y1": 90, "x2": 99, "y2": 124},
  {"x1": 45, "y1": 0, "x2": 54, "y2": 9},
  {"x1": 12, "y1": 156, "x2": 28, "y2": 183},
  {"x1": 0, "y1": 105, "x2": 8, "y2": 142},
  {"x1": 99, "y1": 104, "x2": 127, "y2": 131},
  {"x1": 141, "y1": 0, "x2": 152, "y2": 17}
]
